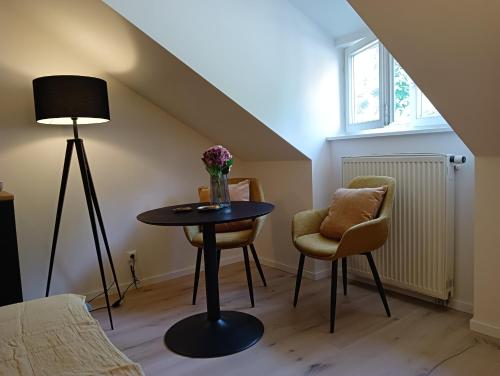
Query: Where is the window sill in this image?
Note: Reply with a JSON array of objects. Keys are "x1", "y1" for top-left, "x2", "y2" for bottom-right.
[{"x1": 326, "y1": 127, "x2": 454, "y2": 141}]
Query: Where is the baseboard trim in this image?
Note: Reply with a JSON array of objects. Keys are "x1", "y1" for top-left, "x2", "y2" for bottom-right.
[
  {"x1": 470, "y1": 318, "x2": 500, "y2": 339},
  {"x1": 347, "y1": 273, "x2": 473, "y2": 314},
  {"x1": 448, "y1": 298, "x2": 473, "y2": 314},
  {"x1": 141, "y1": 254, "x2": 243, "y2": 287},
  {"x1": 313, "y1": 267, "x2": 331, "y2": 280},
  {"x1": 82, "y1": 254, "x2": 242, "y2": 299},
  {"x1": 258, "y1": 258, "x2": 473, "y2": 314},
  {"x1": 259, "y1": 257, "x2": 317, "y2": 280},
  {"x1": 83, "y1": 254, "x2": 473, "y2": 315}
]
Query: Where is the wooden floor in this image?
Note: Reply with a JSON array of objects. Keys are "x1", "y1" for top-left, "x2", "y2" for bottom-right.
[{"x1": 93, "y1": 263, "x2": 500, "y2": 376}]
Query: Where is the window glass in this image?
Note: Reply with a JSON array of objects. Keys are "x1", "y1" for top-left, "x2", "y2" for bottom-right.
[
  {"x1": 393, "y1": 60, "x2": 414, "y2": 124},
  {"x1": 417, "y1": 92, "x2": 439, "y2": 119},
  {"x1": 351, "y1": 42, "x2": 380, "y2": 124},
  {"x1": 345, "y1": 37, "x2": 447, "y2": 133},
  {"x1": 393, "y1": 60, "x2": 440, "y2": 124}
]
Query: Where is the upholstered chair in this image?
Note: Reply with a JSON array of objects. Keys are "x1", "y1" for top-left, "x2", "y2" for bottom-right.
[
  {"x1": 292, "y1": 176, "x2": 396, "y2": 332},
  {"x1": 184, "y1": 178, "x2": 267, "y2": 307}
]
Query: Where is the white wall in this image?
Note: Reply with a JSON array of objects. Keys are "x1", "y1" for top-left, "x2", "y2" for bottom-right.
[
  {"x1": 105, "y1": 0, "x2": 342, "y2": 208},
  {"x1": 105, "y1": 0, "x2": 346, "y2": 276},
  {"x1": 471, "y1": 157, "x2": 500, "y2": 337},
  {"x1": 3, "y1": 0, "x2": 478, "y2": 321},
  {"x1": 329, "y1": 131, "x2": 475, "y2": 311},
  {"x1": 348, "y1": 0, "x2": 500, "y2": 338},
  {"x1": 105, "y1": 0, "x2": 481, "y2": 291},
  {"x1": 0, "y1": 7, "x2": 247, "y2": 299},
  {"x1": 1, "y1": 1, "x2": 319, "y2": 301},
  {"x1": 241, "y1": 161, "x2": 316, "y2": 276}
]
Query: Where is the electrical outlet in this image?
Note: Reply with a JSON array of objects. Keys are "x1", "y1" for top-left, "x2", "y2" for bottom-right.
[{"x1": 127, "y1": 250, "x2": 137, "y2": 261}]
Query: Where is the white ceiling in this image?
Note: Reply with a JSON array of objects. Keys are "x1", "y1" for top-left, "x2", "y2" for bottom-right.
[{"x1": 289, "y1": 0, "x2": 367, "y2": 39}]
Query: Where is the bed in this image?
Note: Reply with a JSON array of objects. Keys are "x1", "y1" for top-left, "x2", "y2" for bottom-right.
[{"x1": 0, "y1": 294, "x2": 144, "y2": 375}]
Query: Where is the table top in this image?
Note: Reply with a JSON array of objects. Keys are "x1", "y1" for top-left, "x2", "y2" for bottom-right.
[{"x1": 137, "y1": 201, "x2": 274, "y2": 227}]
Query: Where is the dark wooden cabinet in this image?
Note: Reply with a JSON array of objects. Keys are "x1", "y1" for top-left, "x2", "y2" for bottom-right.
[{"x1": 0, "y1": 192, "x2": 23, "y2": 306}]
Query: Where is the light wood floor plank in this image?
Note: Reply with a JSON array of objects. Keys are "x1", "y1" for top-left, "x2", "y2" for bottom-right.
[{"x1": 92, "y1": 263, "x2": 500, "y2": 376}]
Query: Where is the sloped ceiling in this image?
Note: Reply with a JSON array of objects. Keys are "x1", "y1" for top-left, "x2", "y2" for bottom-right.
[
  {"x1": 289, "y1": 0, "x2": 367, "y2": 39},
  {"x1": 4, "y1": 0, "x2": 304, "y2": 161},
  {"x1": 104, "y1": 0, "x2": 343, "y2": 162},
  {"x1": 348, "y1": 0, "x2": 500, "y2": 156}
]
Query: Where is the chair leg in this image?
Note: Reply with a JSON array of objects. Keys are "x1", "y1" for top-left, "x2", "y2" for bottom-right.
[
  {"x1": 365, "y1": 252, "x2": 391, "y2": 317},
  {"x1": 342, "y1": 257, "x2": 347, "y2": 296},
  {"x1": 192, "y1": 248, "x2": 203, "y2": 305},
  {"x1": 293, "y1": 254, "x2": 305, "y2": 307},
  {"x1": 330, "y1": 259, "x2": 338, "y2": 333},
  {"x1": 249, "y1": 243, "x2": 267, "y2": 287},
  {"x1": 242, "y1": 246, "x2": 255, "y2": 307}
]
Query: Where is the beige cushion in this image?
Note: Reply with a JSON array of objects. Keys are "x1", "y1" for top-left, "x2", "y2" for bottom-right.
[
  {"x1": 229, "y1": 179, "x2": 251, "y2": 201},
  {"x1": 199, "y1": 179, "x2": 252, "y2": 232},
  {"x1": 319, "y1": 186, "x2": 388, "y2": 240},
  {"x1": 191, "y1": 229, "x2": 255, "y2": 248},
  {"x1": 294, "y1": 233, "x2": 340, "y2": 259}
]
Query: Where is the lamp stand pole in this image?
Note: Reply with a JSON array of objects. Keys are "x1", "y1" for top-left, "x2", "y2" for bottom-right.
[{"x1": 45, "y1": 118, "x2": 122, "y2": 330}]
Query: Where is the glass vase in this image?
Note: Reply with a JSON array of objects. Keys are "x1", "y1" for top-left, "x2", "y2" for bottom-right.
[{"x1": 210, "y1": 174, "x2": 230, "y2": 208}]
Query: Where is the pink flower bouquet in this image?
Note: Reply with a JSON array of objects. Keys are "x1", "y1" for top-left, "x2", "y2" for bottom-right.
[{"x1": 202, "y1": 145, "x2": 233, "y2": 177}]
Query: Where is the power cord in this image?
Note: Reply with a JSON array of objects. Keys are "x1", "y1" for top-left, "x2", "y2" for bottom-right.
[
  {"x1": 88, "y1": 254, "x2": 140, "y2": 312},
  {"x1": 87, "y1": 281, "x2": 115, "y2": 304},
  {"x1": 129, "y1": 254, "x2": 140, "y2": 288}
]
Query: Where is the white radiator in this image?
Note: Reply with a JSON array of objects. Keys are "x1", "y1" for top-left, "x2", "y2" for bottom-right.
[{"x1": 342, "y1": 154, "x2": 458, "y2": 301}]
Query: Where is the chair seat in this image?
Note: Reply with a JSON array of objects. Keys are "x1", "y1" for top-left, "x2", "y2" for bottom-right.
[
  {"x1": 294, "y1": 233, "x2": 339, "y2": 260},
  {"x1": 191, "y1": 229, "x2": 254, "y2": 249}
]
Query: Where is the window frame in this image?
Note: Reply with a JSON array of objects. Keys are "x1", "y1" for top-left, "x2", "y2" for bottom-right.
[
  {"x1": 345, "y1": 36, "x2": 386, "y2": 131},
  {"x1": 344, "y1": 36, "x2": 448, "y2": 135}
]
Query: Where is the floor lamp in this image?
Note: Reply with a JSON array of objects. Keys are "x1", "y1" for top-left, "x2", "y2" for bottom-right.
[{"x1": 33, "y1": 75, "x2": 121, "y2": 329}]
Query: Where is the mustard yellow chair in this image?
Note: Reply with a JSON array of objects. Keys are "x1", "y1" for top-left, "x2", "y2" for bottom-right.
[
  {"x1": 292, "y1": 176, "x2": 396, "y2": 333},
  {"x1": 183, "y1": 178, "x2": 267, "y2": 307}
]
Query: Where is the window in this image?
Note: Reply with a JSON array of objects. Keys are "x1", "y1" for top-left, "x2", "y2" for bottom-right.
[
  {"x1": 350, "y1": 40, "x2": 380, "y2": 125},
  {"x1": 345, "y1": 37, "x2": 447, "y2": 134}
]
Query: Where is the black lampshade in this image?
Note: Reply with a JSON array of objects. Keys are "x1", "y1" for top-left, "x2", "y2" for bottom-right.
[{"x1": 33, "y1": 75, "x2": 110, "y2": 125}]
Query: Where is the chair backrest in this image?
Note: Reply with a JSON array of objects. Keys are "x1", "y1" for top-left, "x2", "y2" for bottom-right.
[{"x1": 347, "y1": 176, "x2": 396, "y2": 220}]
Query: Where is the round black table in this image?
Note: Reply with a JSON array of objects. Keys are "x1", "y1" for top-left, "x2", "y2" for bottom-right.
[{"x1": 137, "y1": 201, "x2": 274, "y2": 358}]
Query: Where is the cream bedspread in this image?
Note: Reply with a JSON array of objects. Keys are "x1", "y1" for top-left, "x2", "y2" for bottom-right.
[{"x1": 0, "y1": 294, "x2": 144, "y2": 375}]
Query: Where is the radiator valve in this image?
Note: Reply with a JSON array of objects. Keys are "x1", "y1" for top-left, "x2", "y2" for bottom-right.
[{"x1": 449, "y1": 155, "x2": 466, "y2": 170}]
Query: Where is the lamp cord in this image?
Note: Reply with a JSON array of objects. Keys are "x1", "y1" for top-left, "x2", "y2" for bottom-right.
[{"x1": 88, "y1": 258, "x2": 140, "y2": 313}]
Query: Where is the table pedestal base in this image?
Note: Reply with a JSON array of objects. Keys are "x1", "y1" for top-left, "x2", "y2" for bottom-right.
[{"x1": 164, "y1": 311, "x2": 264, "y2": 358}]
